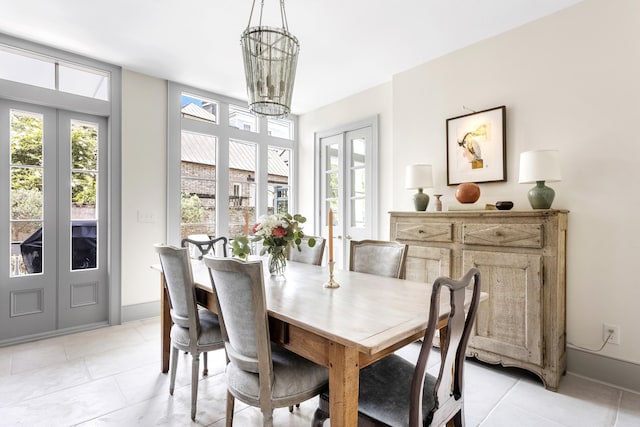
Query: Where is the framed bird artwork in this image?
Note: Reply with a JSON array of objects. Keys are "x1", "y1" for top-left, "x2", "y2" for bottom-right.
[{"x1": 446, "y1": 105, "x2": 506, "y2": 185}]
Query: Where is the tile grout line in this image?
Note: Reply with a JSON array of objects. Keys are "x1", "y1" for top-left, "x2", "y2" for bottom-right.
[
  {"x1": 477, "y1": 377, "x2": 521, "y2": 426},
  {"x1": 612, "y1": 389, "x2": 623, "y2": 427}
]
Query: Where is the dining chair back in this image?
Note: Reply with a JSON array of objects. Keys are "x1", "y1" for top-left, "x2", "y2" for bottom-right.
[
  {"x1": 349, "y1": 239, "x2": 408, "y2": 279},
  {"x1": 204, "y1": 257, "x2": 329, "y2": 427},
  {"x1": 313, "y1": 268, "x2": 482, "y2": 427},
  {"x1": 287, "y1": 236, "x2": 326, "y2": 265},
  {"x1": 181, "y1": 235, "x2": 228, "y2": 260},
  {"x1": 155, "y1": 244, "x2": 224, "y2": 421}
]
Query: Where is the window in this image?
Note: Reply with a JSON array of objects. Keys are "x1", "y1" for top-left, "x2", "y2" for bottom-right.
[
  {"x1": 0, "y1": 45, "x2": 110, "y2": 101},
  {"x1": 229, "y1": 104, "x2": 258, "y2": 133},
  {"x1": 182, "y1": 93, "x2": 217, "y2": 124},
  {"x1": 168, "y1": 84, "x2": 298, "y2": 246},
  {"x1": 267, "y1": 118, "x2": 294, "y2": 140}
]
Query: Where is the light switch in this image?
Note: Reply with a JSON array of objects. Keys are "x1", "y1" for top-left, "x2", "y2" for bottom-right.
[{"x1": 137, "y1": 210, "x2": 155, "y2": 223}]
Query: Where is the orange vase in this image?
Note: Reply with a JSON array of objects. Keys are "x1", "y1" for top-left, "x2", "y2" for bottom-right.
[{"x1": 455, "y1": 183, "x2": 480, "y2": 204}]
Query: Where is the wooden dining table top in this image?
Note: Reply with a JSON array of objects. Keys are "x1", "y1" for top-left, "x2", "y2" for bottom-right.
[{"x1": 188, "y1": 257, "x2": 454, "y2": 357}]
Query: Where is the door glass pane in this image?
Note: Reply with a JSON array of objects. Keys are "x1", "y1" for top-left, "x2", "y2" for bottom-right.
[
  {"x1": 70, "y1": 120, "x2": 98, "y2": 270},
  {"x1": 325, "y1": 143, "x2": 340, "y2": 226},
  {"x1": 268, "y1": 147, "x2": 290, "y2": 215},
  {"x1": 10, "y1": 110, "x2": 44, "y2": 277},
  {"x1": 352, "y1": 168, "x2": 366, "y2": 197},
  {"x1": 181, "y1": 131, "x2": 217, "y2": 239},
  {"x1": 181, "y1": 93, "x2": 218, "y2": 124},
  {"x1": 11, "y1": 222, "x2": 42, "y2": 275},
  {"x1": 352, "y1": 199, "x2": 366, "y2": 228},
  {"x1": 352, "y1": 137, "x2": 366, "y2": 167},
  {"x1": 229, "y1": 140, "x2": 256, "y2": 238}
]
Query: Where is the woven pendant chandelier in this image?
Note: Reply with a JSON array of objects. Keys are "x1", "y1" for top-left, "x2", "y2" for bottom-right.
[{"x1": 240, "y1": 0, "x2": 299, "y2": 118}]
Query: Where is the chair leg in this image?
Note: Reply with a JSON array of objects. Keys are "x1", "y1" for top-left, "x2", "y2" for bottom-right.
[
  {"x1": 262, "y1": 410, "x2": 273, "y2": 427},
  {"x1": 203, "y1": 351, "x2": 208, "y2": 376},
  {"x1": 288, "y1": 402, "x2": 301, "y2": 412},
  {"x1": 169, "y1": 345, "x2": 179, "y2": 395},
  {"x1": 450, "y1": 408, "x2": 464, "y2": 427},
  {"x1": 312, "y1": 394, "x2": 330, "y2": 427},
  {"x1": 225, "y1": 391, "x2": 235, "y2": 427},
  {"x1": 312, "y1": 408, "x2": 329, "y2": 427},
  {"x1": 191, "y1": 352, "x2": 200, "y2": 421}
]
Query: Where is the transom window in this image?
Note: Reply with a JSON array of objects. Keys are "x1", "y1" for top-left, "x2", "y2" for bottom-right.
[{"x1": 0, "y1": 45, "x2": 109, "y2": 101}]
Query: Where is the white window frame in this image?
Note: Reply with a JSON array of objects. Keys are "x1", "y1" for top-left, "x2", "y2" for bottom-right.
[{"x1": 166, "y1": 82, "x2": 298, "y2": 246}]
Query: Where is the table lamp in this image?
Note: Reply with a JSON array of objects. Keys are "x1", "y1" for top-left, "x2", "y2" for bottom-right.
[
  {"x1": 518, "y1": 150, "x2": 561, "y2": 209},
  {"x1": 405, "y1": 164, "x2": 433, "y2": 211}
]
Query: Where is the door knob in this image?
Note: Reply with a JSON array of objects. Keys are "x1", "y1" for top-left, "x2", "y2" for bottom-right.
[{"x1": 346, "y1": 235, "x2": 352, "y2": 240}]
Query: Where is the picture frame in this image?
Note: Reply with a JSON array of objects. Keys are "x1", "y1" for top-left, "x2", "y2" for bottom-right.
[{"x1": 446, "y1": 105, "x2": 506, "y2": 185}]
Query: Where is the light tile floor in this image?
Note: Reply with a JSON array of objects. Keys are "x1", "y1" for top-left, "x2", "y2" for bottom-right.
[{"x1": 0, "y1": 317, "x2": 638, "y2": 426}]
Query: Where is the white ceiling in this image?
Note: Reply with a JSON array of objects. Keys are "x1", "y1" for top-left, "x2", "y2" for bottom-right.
[{"x1": 0, "y1": 0, "x2": 583, "y2": 115}]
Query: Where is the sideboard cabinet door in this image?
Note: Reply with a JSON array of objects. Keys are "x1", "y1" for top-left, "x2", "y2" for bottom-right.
[
  {"x1": 390, "y1": 210, "x2": 568, "y2": 391},
  {"x1": 463, "y1": 249, "x2": 543, "y2": 367}
]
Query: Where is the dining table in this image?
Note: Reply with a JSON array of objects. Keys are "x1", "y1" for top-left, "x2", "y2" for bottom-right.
[{"x1": 154, "y1": 257, "x2": 479, "y2": 427}]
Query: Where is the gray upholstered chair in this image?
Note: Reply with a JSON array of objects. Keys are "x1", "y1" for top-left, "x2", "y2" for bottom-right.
[
  {"x1": 312, "y1": 268, "x2": 482, "y2": 427},
  {"x1": 203, "y1": 257, "x2": 329, "y2": 427},
  {"x1": 287, "y1": 236, "x2": 326, "y2": 266},
  {"x1": 349, "y1": 239, "x2": 408, "y2": 279},
  {"x1": 155, "y1": 245, "x2": 224, "y2": 421},
  {"x1": 181, "y1": 235, "x2": 228, "y2": 260}
]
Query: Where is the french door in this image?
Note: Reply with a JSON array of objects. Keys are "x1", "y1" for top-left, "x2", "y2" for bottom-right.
[
  {"x1": 317, "y1": 118, "x2": 378, "y2": 269},
  {"x1": 0, "y1": 100, "x2": 108, "y2": 343}
]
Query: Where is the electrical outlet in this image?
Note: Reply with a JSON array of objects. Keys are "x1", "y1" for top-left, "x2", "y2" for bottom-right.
[{"x1": 603, "y1": 323, "x2": 620, "y2": 345}]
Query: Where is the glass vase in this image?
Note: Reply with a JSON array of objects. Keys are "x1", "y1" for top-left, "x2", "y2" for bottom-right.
[{"x1": 268, "y1": 246, "x2": 287, "y2": 281}]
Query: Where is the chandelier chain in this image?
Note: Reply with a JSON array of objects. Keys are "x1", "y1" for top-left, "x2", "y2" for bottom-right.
[{"x1": 245, "y1": 0, "x2": 289, "y2": 30}]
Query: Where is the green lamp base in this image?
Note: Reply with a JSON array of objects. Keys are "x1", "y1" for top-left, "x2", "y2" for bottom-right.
[
  {"x1": 413, "y1": 188, "x2": 430, "y2": 211},
  {"x1": 528, "y1": 181, "x2": 555, "y2": 209}
]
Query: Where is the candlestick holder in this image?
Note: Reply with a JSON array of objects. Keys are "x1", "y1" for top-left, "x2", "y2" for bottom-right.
[{"x1": 323, "y1": 261, "x2": 340, "y2": 288}]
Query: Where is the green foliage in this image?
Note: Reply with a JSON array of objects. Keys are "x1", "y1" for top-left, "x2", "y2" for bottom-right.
[
  {"x1": 10, "y1": 112, "x2": 98, "y2": 206},
  {"x1": 181, "y1": 193, "x2": 204, "y2": 223},
  {"x1": 231, "y1": 236, "x2": 251, "y2": 260},
  {"x1": 252, "y1": 213, "x2": 314, "y2": 255},
  {"x1": 71, "y1": 123, "x2": 98, "y2": 205},
  {"x1": 11, "y1": 188, "x2": 42, "y2": 220}
]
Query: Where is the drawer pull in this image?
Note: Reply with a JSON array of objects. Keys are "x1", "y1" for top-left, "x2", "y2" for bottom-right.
[
  {"x1": 418, "y1": 229, "x2": 425, "y2": 234},
  {"x1": 495, "y1": 231, "x2": 504, "y2": 237}
]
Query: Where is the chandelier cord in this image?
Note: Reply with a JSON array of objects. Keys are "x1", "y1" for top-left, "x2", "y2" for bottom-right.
[{"x1": 246, "y1": 0, "x2": 257, "y2": 29}]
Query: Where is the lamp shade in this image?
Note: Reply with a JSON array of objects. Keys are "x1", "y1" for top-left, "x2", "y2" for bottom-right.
[
  {"x1": 405, "y1": 164, "x2": 433, "y2": 189},
  {"x1": 518, "y1": 150, "x2": 561, "y2": 183}
]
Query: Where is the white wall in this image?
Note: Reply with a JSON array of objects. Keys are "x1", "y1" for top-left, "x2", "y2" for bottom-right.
[
  {"x1": 299, "y1": 0, "x2": 640, "y2": 366},
  {"x1": 121, "y1": 70, "x2": 167, "y2": 306},
  {"x1": 298, "y1": 82, "x2": 393, "y2": 238},
  {"x1": 391, "y1": 0, "x2": 639, "y2": 365}
]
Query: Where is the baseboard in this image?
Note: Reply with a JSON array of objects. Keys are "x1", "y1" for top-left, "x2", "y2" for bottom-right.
[
  {"x1": 121, "y1": 300, "x2": 160, "y2": 323},
  {"x1": 567, "y1": 346, "x2": 640, "y2": 393}
]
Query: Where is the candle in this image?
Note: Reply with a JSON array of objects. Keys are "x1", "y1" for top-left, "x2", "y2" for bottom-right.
[
  {"x1": 328, "y1": 208, "x2": 333, "y2": 262},
  {"x1": 244, "y1": 211, "x2": 250, "y2": 235}
]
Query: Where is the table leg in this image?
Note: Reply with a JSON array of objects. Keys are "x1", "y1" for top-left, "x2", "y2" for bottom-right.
[
  {"x1": 160, "y1": 274, "x2": 171, "y2": 373},
  {"x1": 328, "y1": 342, "x2": 359, "y2": 427}
]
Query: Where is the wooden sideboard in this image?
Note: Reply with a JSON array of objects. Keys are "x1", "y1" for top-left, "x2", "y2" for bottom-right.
[{"x1": 390, "y1": 209, "x2": 568, "y2": 390}]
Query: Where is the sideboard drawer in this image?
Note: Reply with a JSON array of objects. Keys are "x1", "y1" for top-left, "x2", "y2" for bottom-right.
[
  {"x1": 462, "y1": 223, "x2": 543, "y2": 248},
  {"x1": 395, "y1": 222, "x2": 453, "y2": 243}
]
